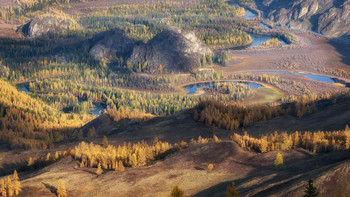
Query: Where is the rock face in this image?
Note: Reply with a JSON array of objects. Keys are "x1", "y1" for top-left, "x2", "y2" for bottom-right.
[
  {"x1": 87, "y1": 29, "x2": 134, "y2": 61},
  {"x1": 257, "y1": 0, "x2": 350, "y2": 38},
  {"x1": 128, "y1": 27, "x2": 212, "y2": 73},
  {"x1": 21, "y1": 18, "x2": 64, "y2": 38}
]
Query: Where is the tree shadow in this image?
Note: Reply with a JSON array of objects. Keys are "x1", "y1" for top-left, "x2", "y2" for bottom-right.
[
  {"x1": 194, "y1": 166, "x2": 205, "y2": 171},
  {"x1": 42, "y1": 182, "x2": 57, "y2": 195}
]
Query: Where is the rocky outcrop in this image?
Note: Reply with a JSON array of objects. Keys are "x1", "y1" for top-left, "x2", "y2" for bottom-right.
[
  {"x1": 257, "y1": 0, "x2": 350, "y2": 38},
  {"x1": 86, "y1": 29, "x2": 134, "y2": 62},
  {"x1": 128, "y1": 27, "x2": 212, "y2": 73},
  {"x1": 19, "y1": 18, "x2": 65, "y2": 38}
]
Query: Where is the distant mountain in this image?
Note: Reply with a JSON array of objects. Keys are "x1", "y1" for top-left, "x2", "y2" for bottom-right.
[
  {"x1": 257, "y1": 0, "x2": 350, "y2": 39},
  {"x1": 128, "y1": 26, "x2": 212, "y2": 74}
]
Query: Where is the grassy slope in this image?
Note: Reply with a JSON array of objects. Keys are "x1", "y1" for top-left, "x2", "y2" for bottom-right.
[{"x1": 14, "y1": 141, "x2": 350, "y2": 197}]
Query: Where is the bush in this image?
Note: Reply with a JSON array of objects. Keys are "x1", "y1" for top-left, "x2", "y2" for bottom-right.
[{"x1": 171, "y1": 186, "x2": 184, "y2": 197}]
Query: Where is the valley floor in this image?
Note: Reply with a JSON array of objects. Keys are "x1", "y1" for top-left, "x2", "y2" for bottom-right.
[{"x1": 1, "y1": 9, "x2": 350, "y2": 196}]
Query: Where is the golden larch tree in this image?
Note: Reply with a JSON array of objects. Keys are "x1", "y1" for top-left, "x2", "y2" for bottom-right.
[
  {"x1": 12, "y1": 170, "x2": 21, "y2": 195},
  {"x1": 57, "y1": 180, "x2": 67, "y2": 197}
]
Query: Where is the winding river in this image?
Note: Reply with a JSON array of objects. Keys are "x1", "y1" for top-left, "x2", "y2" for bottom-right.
[
  {"x1": 227, "y1": 1, "x2": 287, "y2": 47},
  {"x1": 251, "y1": 71, "x2": 350, "y2": 87}
]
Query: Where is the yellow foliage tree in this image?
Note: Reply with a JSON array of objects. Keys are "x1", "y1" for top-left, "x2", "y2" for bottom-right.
[
  {"x1": 12, "y1": 171, "x2": 21, "y2": 196},
  {"x1": 96, "y1": 163, "x2": 103, "y2": 175},
  {"x1": 207, "y1": 164, "x2": 214, "y2": 173},
  {"x1": 57, "y1": 180, "x2": 67, "y2": 197},
  {"x1": 0, "y1": 179, "x2": 7, "y2": 197},
  {"x1": 5, "y1": 176, "x2": 13, "y2": 197},
  {"x1": 274, "y1": 152, "x2": 284, "y2": 169},
  {"x1": 225, "y1": 182, "x2": 241, "y2": 197}
]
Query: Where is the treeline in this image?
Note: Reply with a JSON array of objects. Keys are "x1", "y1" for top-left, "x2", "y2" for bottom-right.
[
  {"x1": 0, "y1": 80, "x2": 92, "y2": 149},
  {"x1": 232, "y1": 126, "x2": 350, "y2": 153}
]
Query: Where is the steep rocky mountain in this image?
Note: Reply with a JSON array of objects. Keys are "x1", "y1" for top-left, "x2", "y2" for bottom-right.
[
  {"x1": 128, "y1": 26, "x2": 212, "y2": 73},
  {"x1": 257, "y1": 0, "x2": 350, "y2": 39},
  {"x1": 86, "y1": 29, "x2": 135, "y2": 62}
]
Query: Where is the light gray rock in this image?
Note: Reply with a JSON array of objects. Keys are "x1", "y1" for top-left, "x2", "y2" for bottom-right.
[
  {"x1": 128, "y1": 26, "x2": 212, "y2": 73},
  {"x1": 19, "y1": 18, "x2": 64, "y2": 38}
]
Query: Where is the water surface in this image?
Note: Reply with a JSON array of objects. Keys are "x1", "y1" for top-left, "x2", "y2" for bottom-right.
[
  {"x1": 250, "y1": 34, "x2": 287, "y2": 46},
  {"x1": 250, "y1": 71, "x2": 350, "y2": 87},
  {"x1": 92, "y1": 105, "x2": 105, "y2": 115},
  {"x1": 17, "y1": 83, "x2": 29, "y2": 93}
]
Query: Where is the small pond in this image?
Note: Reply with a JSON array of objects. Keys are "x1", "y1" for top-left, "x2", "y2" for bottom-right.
[
  {"x1": 250, "y1": 34, "x2": 287, "y2": 46},
  {"x1": 92, "y1": 104, "x2": 106, "y2": 116},
  {"x1": 16, "y1": 83, "x2": 29, "y2": 93},
  {"x1": 184, "y1": 81, "x2": 262, "y2": 95}
]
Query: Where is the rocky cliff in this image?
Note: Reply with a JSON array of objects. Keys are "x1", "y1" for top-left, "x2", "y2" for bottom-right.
[
  {"x1": 128, "y1": 27, "x2": 212, "y2": 73},
  {"x1": 86, "y1": 29, "x2": 134, "y2": 62},
  {"x1": 257, "y1": 0, "x2": 350, "y2": 38}
]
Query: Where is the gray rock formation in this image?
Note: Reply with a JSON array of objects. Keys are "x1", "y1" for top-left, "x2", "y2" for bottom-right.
[
  {"x1": 257, "y1": 0, "x2": 350, "y2": 38},
  {"x1": 128, "y1": 27, "x2": 212, "y2": 73},
  {"x1": 87, "y1": 29, "x2": 134, "y2": 62},
  {"x1": 20, "y1": 18, "x2": 64, "y2": 38}
]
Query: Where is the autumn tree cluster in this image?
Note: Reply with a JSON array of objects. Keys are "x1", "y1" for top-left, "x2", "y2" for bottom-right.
[
  {"x1": 195, "y1": 100, "x2": 284, "y2": 129},
  {"x1": 232, "y1": 126, "x2": 350, "y2": 153},
  {"x1": 0, "y1": 171, "x2": 21, "y2": 197},
  {"x1": 106, "y1": 106, "x2": 154, "y2": 122},
  {"x1": 74, "y1": 139, "x2": 173, "y2": 170},
  {"x1": 205, "y1": 82, "x2": 253, "y2": 101},
  {"x1": 260, "y1": 38, "x2": 282, "y2": 48}
]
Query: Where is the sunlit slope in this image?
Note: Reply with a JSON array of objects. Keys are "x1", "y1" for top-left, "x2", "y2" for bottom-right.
[{"x1": 0, "y1": 79, "x2": 92, "y2": 149}]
